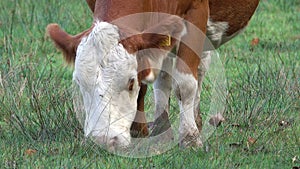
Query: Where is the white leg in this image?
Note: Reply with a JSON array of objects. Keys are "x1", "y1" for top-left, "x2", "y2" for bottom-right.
[
  {"x1": 150, "y1": 56, "x2": 174, "y2": 136},
  {"x1": 198, "y1": 51, "x2": 211, "y2": 98},
  {"x1": 173, "y1": 69, "x2": 202, "y2": 147},
  {"x1": 153, "y1": 56, "x2": 174, "y2": 119},
  {"x1": 194, "y1": 51, "x2": 212, "y2": 130}
]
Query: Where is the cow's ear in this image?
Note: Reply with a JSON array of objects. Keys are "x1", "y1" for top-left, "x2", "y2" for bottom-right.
[
  {"x1": 46, "y1": 24, "x2": 92, "y2": 64},
  {"x1": 140, "y1": 33, "x2": 174, "y2": 50},
  {"x1": 119, "y1": 34, "x2": 171, "y2": 54},
  {"x1": 86, "y1": 0, "x2": 96, "y2": 12}
]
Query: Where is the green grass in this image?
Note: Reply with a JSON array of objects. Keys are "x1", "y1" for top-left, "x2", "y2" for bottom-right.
[{"x1": 1, "y1": 0, "x2": 299, "y2": 168}]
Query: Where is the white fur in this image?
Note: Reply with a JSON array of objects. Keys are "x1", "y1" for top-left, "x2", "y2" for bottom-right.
[
  {"x1": 198, "y1": 51, "x2": 211, "y2": 96},
  {"x1": 74, "y1": 21, "x2": 139, "y2": 148},
  {"x1": 153, "y1": 56, "x2": 174, "y2": 119},
  {"x1": 206, "y1": 18, "x2": 246, "y2": 49},
  {"x1": 173, "y1": 69, "x2": 202, "y2": 147},
  {"x1": 140, "y1": 48, "x2": 168, "y2": 84},
  {"x1": 194, "y1": 51, "x2": 212, "y2": 118},
  {"x1": 144, "y1": 70, "x2": 155, "y2": 82},
  {"x1": 206, "y1": 19, "x2": 229, "y2": 48},
  {"x1": 181, "y1": 22, "x2": 188, "y2": 38}
]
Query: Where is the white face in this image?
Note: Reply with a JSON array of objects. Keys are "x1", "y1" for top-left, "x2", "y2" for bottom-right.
[{"x1": 73, "y1": 22, "x2": 139, "y2": 149}]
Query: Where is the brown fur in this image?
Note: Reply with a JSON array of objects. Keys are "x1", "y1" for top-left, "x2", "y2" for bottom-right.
[
  {"x1": 86, "y1": 0, "x2": 96, "y2": 12},
  {"x1": 176, "y1": 0, "x2": 209, "y2": 78},
  {"x1": 86, "y1": 0, "x2": 260, "y2": 36},
  {"x1": 209, "y1": 0, "x2": 260, "y2": 36},
  {"x1": 47, "y1": 0, "x2": 260, "y2": 138},
  {"x1": 46, "y1": 24, "x2": 93, "y2": 64},
  {"x1": 130, "y1": 84, "x2": 149, "y2": 137}
]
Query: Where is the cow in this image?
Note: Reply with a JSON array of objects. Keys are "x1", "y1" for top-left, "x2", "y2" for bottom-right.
[{"x1": 47, "y1": 0, "x2": 260, "y2": 150}]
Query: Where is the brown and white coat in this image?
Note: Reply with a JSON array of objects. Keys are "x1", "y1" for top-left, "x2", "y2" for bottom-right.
[{"x1": 47, "y1": 0, "x2": 260, "y2": 149}]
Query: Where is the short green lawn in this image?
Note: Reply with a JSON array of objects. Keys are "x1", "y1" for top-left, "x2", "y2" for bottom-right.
[{"x1": 1, "y1": 0, "x2": 299, "y2": 168}]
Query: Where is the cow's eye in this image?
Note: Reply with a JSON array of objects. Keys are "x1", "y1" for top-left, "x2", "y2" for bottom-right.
[{"x1": 128, "y1": 78, "x2": 135, "y2": 91}]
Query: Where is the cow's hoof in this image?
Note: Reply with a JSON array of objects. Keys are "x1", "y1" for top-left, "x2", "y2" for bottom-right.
[
  {"x1": 179, "y1": 131, "x2": 203, "y2": 148},
  {"x1": 149, "y1": 110, "x2": 172, "y2": 136},
  {"x1": 149, "y1": 120, "x2": 172, "y2": 137},
  {"x1": 130, "y1": 122, "x2": 149, "y2": 138}
]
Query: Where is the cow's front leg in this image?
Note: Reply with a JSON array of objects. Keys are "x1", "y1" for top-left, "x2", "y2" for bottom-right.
[
  {"x1": 194, "y1": 51, "x2": 211, "y2": 131},
  {"x1": 174, "y1": 0, "x2": 209, "y2": 148},
  {"x1": 150, "y1": 56, "x2": 174, "y2": 136},
  {"x1": 174, "y1": 52, "x2": 202, "y2": 148},
  {"x1": 130, "y1": 84, "x2": 149, "y2": 137}
]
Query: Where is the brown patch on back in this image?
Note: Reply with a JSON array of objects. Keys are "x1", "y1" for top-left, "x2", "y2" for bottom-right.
[{"x1": 209, "y1": 0, "x2": 260, "y2": 36}]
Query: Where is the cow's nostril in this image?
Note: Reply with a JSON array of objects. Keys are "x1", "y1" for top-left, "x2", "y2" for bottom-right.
[
  {"x1": 110, "y1": 136, "x2": 118, "y2": 146},
  {"x1": 108, "y1": 136, "x2": 119, "y2": 151}
]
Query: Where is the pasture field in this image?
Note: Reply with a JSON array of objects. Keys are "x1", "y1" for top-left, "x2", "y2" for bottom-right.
[{"x1": 0, "y1": 0, "x2": 299, "y2": 168}]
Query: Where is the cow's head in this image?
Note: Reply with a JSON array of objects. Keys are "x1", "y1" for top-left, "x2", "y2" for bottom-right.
[
  {"x1": 47, "y1": 16, "x2": 184, "y2": 150},
  {"x1": 73, "y1": 22, "x2": 140, "y2": 149}
]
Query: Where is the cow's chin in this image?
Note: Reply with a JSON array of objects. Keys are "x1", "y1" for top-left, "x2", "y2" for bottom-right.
[
  {"x1": 85, "y1": 108, "x2": 135, "y2": 150},
  {"x1": 89, "y1": 125, "x2": 132, "y2": 151},
  {"x1": 83, "y1": 92, "x2": 138, "y2": 150}
]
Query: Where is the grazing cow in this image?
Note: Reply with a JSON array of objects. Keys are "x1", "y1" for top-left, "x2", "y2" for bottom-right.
[
  {"x1": 48, "y1": 0, "x2": 209, "y2": 149},
  {"x1": 47, "y1": 0, "x2": 259, "y2": 149}
]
